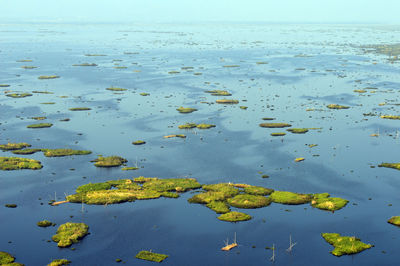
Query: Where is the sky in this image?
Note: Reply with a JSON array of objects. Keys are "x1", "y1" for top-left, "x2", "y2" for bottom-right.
[{"x1": 1, "y1": 0, "x2": 400, "y2": 24}]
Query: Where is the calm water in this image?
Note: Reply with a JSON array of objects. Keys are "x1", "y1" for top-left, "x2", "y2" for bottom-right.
[{"x1": 1, "y1": 23, "x2": 400, "y2": 265}]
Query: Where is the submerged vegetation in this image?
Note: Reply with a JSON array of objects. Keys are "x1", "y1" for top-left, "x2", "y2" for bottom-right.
[
  {"x1": 0, "y1": 157, "x2": 42, "y2": 170},
  {"x1": 52, "y1": 222, "x2": 89, "y2": 248},
  {"x1": 321, "y1": 233, "x2": 372, "y2": 256}
]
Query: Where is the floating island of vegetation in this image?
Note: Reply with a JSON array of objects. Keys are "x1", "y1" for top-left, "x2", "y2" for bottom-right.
[
  {"x1": 12, "y1": 149, "x2": 41, "y2": 155},
  {"x1": 178, "y1": 123, "x2": 216, "y2": 129},
  {"x1": 218, "y1": 211, "x2": 252, "y2": 222},
  {"x1": 38, "y1": 75, "x2": 60, "y2": 80},
  {"x1": 378, "y1": 163, "x2": 400, "y2": 170},
  {"x1": 204, "y1": 90, "x2": 232, "y2": 96},
  {"x1": 0, "y1": 84, "x2": 10, "y2": 87},
  {"x1": 0, "y1": 251, "x2": 23, "y2": 265},
  {"x1": 72, "y1": 63, "x2": 97, "y2": 66},
  {"x1": 136, "y1": 251, "x2": 168, "y2": 263},
  {"x1": 52, "y1": 222, "x2": 89, "y2": 248},
  {"x1": 47, "y1": 259, "x2": 71, "y2": 266},
  {"x1": 216, "y1": 99, "x2": 239, "y2": 104},
  {"x1": 322, "y1": 233, "x2": 372, "y2": 256},
  {"x1": 388, "y1": 216, "x2": 400, "y2": 226},
  {"x1": 0, "y1": 142, "x2": 31, "y2": 151},
  {"x1": 163, "y1": 134, "x2": 186, "y2": 139},
  {"x1": 0, "y1": 157, "x2": 43, "y2": 170},
  {"x1": 37, "y1": 220, "x2": 55, "y2": 227},
  {"x1": 6, "y1": 93, "x2": 32, "y2": 98},
  {"x1": 32, "y1": 116, "x2": 47, "y2": 120},
  {"x1": 92, "y1": 155, "x2": 128, "y2": 167},
  {"x1": 287, "y1": 128, "x2": 309, "y2": 134},
  {"x1": 259, "y1": 123, "x2": 292, "y2": 128},
  {"x1": 176, "y1": 107, "x2": 198, "y2": 114},
  {"x1": 27, "y1": 123, "x2": 53, "y2": 128},
  {"x1": 69, "y1": 107, "x2": 91, "y2": 111},
  {"x1": 380, "y1": 115, "x2": 400, "y2": 120},
  {"x1": 271, "y1": 132, "x2": 286, "y2": 136},
  {"x1": 43, "y1": 149, "x2": 92, "y2": 157},
  {"x1": 327, "y1": 104, "x2": 350, "y2": 110},
  {"x1": 106, "y1": 87, "x2": 126, "y2": 91},
  {"x1": 132, "y1": 140, "x2": 146, "y2": 145},
  {"x1": 140, "y1": 92, "x2": 150, "y2": 96}
]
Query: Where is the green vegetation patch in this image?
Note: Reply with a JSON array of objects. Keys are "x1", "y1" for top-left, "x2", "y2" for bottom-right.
[
  {"x1": 43, "y1": 149, "x2": 92, "y2": 157},
  {"x1": 227, "y1": 194, "x2": 271, "y2": 209},
  {"x1": 378, "y1": 163, "x2": 400, "y2": 170},
  {"x1": 72, "y1": 63, "x2": 97, "y2": 66},
  {"x1": 311, "y1": 193, "x2": 348, "y2": 211},
  {"x1": 204, "y1": 90, "x2": 232, "y2": 96},
  {"x1": 388, "y1": 216, "x2": 400, "y2": 226},
  {"x1": 218, "y1": 211, "x2": 252, "y2": 222},
  {"x1": 106, "y1": 87, "x2": 127, "y2": 91},
  {"x1": 76, "y1": 182, "x2": 112, "y2": 194},
  {"x1": 244, "y1": 186, "x2": 274, "y2": 196},
  {"x1": 202, "y1": 183, "x2": 239, "y2": 196},
  {"x1": 327, "y1": 104, "x2": 350, "y2": 110},
  {"x1": 176, "y1": 107, "x2": 198, "y2": 113},
  {"x1": 321, "y1": 233, "x2": 372, "y2": 257},
  {"x1": 67, "y1": 190, "x2": 138, "y2": 205},
  {"x1": 52, "y1": 222, "x2": 89, "y2": 248},
  {"x1": 141, "y1": 178, "x2": 201, "y2": 192},
  {"x1": 216, "y1": 99, "x2": 239, "y2": 104},
  {"x1": 380, "y1": 115, "x2": 400, "y2": 120},
  {"x1": 140, "y1": 92, "x2": 150, "y2": 96},
  {"x1": 6, "y1": 93, "x2": 32, "y2": 98},
  {"x1": 27, "y1": 123, "x2": 53, "y2": 128},
  {"x1": 271, "y1": 132, "x2": 286, "y2": 136},
  {"x1": 32, "y1": 116, "x2": 47, "y2": 120},
  {"x1": 135, "y1": 251, "x2": 168, "y2": 263},
  {"x1": 122, "y1": 167, "x2": 139, "y2": 170},
  {"x1": 178, "y1": 123, "x2": 197, "y2": 129},
  {"x1": 260, "y1": 123, "x2": 292, "y2": 128},
  {"x1": 196, "y1": 123, "x2": 216, "y2": 129},
  {"x1": 69, "y1": 107, "x2": 91, "y2": 111},
  {"x1": 132, "y1": 140, "x2": 146, "y2": 145},
  {"x1": 0, "y1": 143, "x2": 31, "y2": 151},
  {"x1": 287, "y1": 128, "x2": 309, "y2": 134},
  {"x1": 37, "y1": 220, "x2": 54, "y2": 227},
  {"x1": 0, "y1": 251, "x2": 17, "y2": 265},
  {"x1": 270, "y1": 191, "x2": 312, "y2": 205},
  {"x1": 0, "y1": 84, "x2": 10, "y2": 87},
  {"x1": 92, "y1": 156, "x2": 127, "y2": 167},
  {"x1": 0, "y1": 157, "x2": 42, "y2": 170},
  {"x1": 12, "y1": 149, "x2": 42, "y2": 155},
  {"x1": 206, "y1": 201, "x2": 231, "y2": 213},
  {"x1": 47, "y1": 259, "x2": 71, "y2": 266},
  {"x1": 38, "y1": 75, "x2": 60, "y2": 79}
]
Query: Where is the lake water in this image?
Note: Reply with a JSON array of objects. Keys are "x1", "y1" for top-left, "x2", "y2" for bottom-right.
[{"x1": 1, "y1": 23, "x2": 400, "y2": 265}]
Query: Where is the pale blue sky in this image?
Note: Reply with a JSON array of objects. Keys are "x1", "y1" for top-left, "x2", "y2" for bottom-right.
[{"x1": 1, "y1": 0, "x2": 400, "y2": 23}]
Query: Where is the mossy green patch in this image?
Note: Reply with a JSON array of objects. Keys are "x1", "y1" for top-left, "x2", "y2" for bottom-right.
[
  {"x1": 67, "y1": 190, "x2": 137, "y2": 205},
  {"x1": 132, "y1": 140, "x2": 146, "y2": 145},
  {"x1": 43, "y1": 149, "x2": 92, "y2": 157},
  {"x1": 188, "y1": 191, "x2": 234, "y2": 204},
  {"x1": 122, "y1": 167, "x2": 139, "y2": 170},
  {"x1": 142, "y1": 178, "x2": 202, "y2": 192},
  {"x1": 12, "y1": 149, "x2": 42, "y2": 155},
  {"x1": 0, "y1": 251, "x2": 17, "y2": 265},
  {"x1": 378, "y1": 163, "x2": 400, "y2": 170},
  {"x1": 270, "y1": 191, "x2": 312, "y2": 205},
  {"x1": 135, "y1": 251, "x2": 168, "y2": 263},
  {"x1": 227, "y1": 194, "x2": 271, "y2": 209},
  {"x1": 69, "y1": 107, "x2": 91, "y2": 111},
  {"x1": 216, "y1": 99, "x2": 239, "y2": 104},
  {"x1": 260, "y1": 123, "x2": 291, "y2": 128},
  {"x1": 388, "y1": 216, "x2": 400, "y2": 226},
  {"x1": 32, "y1": 116, "x2": 47, "y2": 120},
  {"x1": 244, "y1": 186, "x2": 274, "y2": 196},
  {"x1": 6, "y1": 93, "x2": 32, "y2": 98},
  {"x1": 52, "y1": 222, "x2": 89, "y2": 248},
  {"x1": 76, "y1": 182, "x2": 112, "y2": 194},
  {"x1": 287, "y1": 128, "x2": 309, "y2": 134},
  {"x1": 327, "y1": 104, "x2": 349, "y2": 110},
  {"x1": 178, "y1": 123, "x2": 197, "y2": 129},
  {"x1": 271, "y1": 132, "x2": 286, "y2": 136},
  {"x1": 206, "y1": 201, "x2": 231, "y2": 213},
  {"x1": 47, "y1": 259, "x2": 71, "y2": 266},
  {"x1": 0, "y1": 157, "x2": 42, "y2": 170},
  {"x1": 92, "y1": 156, "x2": 127, "y2": 167},
  {"x1": 311, "y1": 194, "x2": 348, "y2": 211},
  {"x1": 38, "y1": 75, "x2": 59, "y2": 79},
  {"x1": 37, "y1": 220, "x2": 54, "y2": 227},
  {"x1": 106, "y1": 87, "x2": 127, "y2": 91},
  {"x1": 0, "y1": 143, "x2": 31, "y2": 151},
  {"x1": 202, "y1": 183, "x2": 239, "y2": 196},
  {"x1": 176, "y1": 107, "x2": 198, "y2": 113},
  {"x1": 321, "y1": 233, "x2": 372, "y2": 256},
  {"x1": 218, "y1": 211, "x2": 252, "y2": 222},
  {"x1": 27, "y1": 123, "x2": 53, "y2": 128},
  {"x1": 140, "y1": 92, "x2": 150, "y2": 96},
  {"x1": 380, "y1": 115, "x2": 400, "y2": 120},
  {"x1": 204, "y1": 90, "x2": 232, "y2": 96},
  {"x1": 197, "y1": 123, "x2": 216, "y2": 129}
]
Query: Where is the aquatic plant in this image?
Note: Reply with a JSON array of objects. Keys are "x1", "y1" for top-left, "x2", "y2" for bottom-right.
[
  {"x1": 6, "y1": 93, "x2": 32, "y2": 98},
  {"x1": 216, "y1": 99, "x2": 239, "y2": 104},
  {"x1": 69, "y1": 107, "x2": 91, "y2": 111},
  {"x1": 378, "y1": 163, "x2": 400, "y2": 170},
  {"x1": 43, "y1": 149, "x2": 92, "y2": 157},
  {"x1": 269, "y1": 191, "x2": 312, "y2": 205},
  {"x1": 196, "y1": 123, "x2": 216, "y2": 129},
  {"x1": 176, "y1": 107, "x2": 197, "y2": 113},
  {"x1": 47, "y1": 259, "x2": 71, "y2": 266},
  {"x1": 0, "y1": 157, "x2": 42, "y2": 170},
  {"x1": 38, "y1": 75, "x2": 60, "y2": 79},
  {"x1": 0, "y1": 251, "x2": 22, "y2": 265},
  {"x1": 32, "y1": 117, "x2": 47, "y2": 120},
  {"x1": 135, "y1": 251, "x2": 168, "y2": 263},
  {"x1": 0, "y1": 143, "x2": 31, "y2": 151},
  {"x1": 132, "y1": 140, "x2": 146, "y2": 145},
  {"x1": 287, "y1": 128, "x2": 309, "y2": 134},
  {"x1": 75, "y1": 182, "x2": 112, "y2": 193},
  {"x1": 163, "y1": 134, "x2": 186, "y2": 138},
  {"x1": 295, "y1": 157, "x2": 305, "y2": 162},
  {"x1": 326, "y1": 104, "x2": 349, "y2": 110},
  {"x1": 259, "y1": 123, "x2": 291, "y2": 128},
  {"x1": 106, "y1": 87, "x2": 127, "y2": 91},
  {"x1": 244, "y1": 185, "x2": 274, "y2": 196},
  {"x1": 27, "y1": 123, "x2": 53, "y2": 128},
  {"x1": 206, "y1": 201, "x2": 231, "y2": 213},
  {"x1": 380, "y1": 115, "x2": 400, "y2": 120},
  {"x1": 5, "y1": 204, "x2": 17, "y2": 208},
  {"x1": 218, "y1": 211, "x2": 252, "y2": 222},
  {"x1": 311, "y1": 193, "x2": 348, "y2": 211},
  {"x1": 271, "y1": 132, "x2": 286, "y2": 136},
  {"x1": 227, "y1": 194, "x2": 271, "y2": 209},
  {"x1": 142, "y1": 178, "x2": 202, "y2": 192},
  {"x1": 321, "y1": 233, "x2": 372, "y2": 256},
  {"x1": 72, "y1": 63, "x2": 97, "y2": 66},
  {"x1": 240, "y1": 106, "x2": 248, "y2": 110},
  {"x1": 204, "y1": 90, "x2": 232, "y2": 96},
  {"x1": 37, "y1": 220, "x2": 54, "y2": 227},
  {"x1": 92, "y1": 156, "x2": 127, "y2": 167},
  {"x1": 388, "y1": 216, "x2": 400, "y2": 226},
  {"x1": 52, "y1": 222, "x2": 89, "y2": 248},
  {"x1": 0, "y1": 84, "x2": 10, "y2": 87},
  {"x1": 140, "y1": 93, "x2": 150, "y2": 96}
]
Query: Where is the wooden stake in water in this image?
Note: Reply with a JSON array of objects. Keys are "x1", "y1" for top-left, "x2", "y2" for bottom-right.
[{"x1": 221, "y1": 232, "x2": 238, "y2": 251}]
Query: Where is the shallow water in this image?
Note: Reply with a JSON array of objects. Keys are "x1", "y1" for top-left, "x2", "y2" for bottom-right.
[{"x1": 1, "y1": 23, "x2": 400, "y2": 265}]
